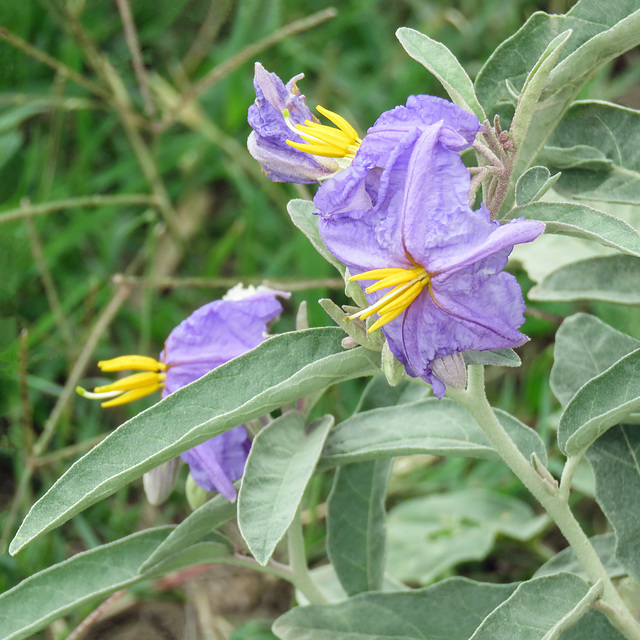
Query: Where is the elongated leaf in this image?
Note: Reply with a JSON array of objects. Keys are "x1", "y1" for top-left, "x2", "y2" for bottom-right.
[
  {"x1": 510, "y1": 30, "x2": 572, "y2": 149},
  {"x1": 558, "y1": 348, "x2": 640, "y2": 455},
  {"x1": 0, "y1": 528, "x2": 172, "y2": 640},
  {"x1": 506, "y1": 202, "x2": 640, "y2": 257},
  {"x1": 469, "y1": 573, "x2": 589, "y2": 640},
  {"x1": 327, "y1": 460, "x2": 391, "y2": 596},
  {"x1": 550, "y1": 313, "x2": 640, "y2": 406},
  {"x1": 462, "y1": 348, "x2": 521, "y2": 367},
  {"x1": 301, "y1": 564, "x2": 407, "y2": 605},
  {"x1": 534, "y1": 533, "x2": 624, "y2": 581},
  {"x1": 560, "y1": 611, "x2": 626, "y2": 640},
  {"x1": 529, "y1": 255, "x2": 640, "y2": 304},
  {"x1": 475, "y1": 3, "x2": 640, "y2": 210},
  {"x1": 10, "y1": 329, "x2": 380, "y2": 555},
  {"x1": 587, "y1": 425, "x2": 640, "y2": 583},
  {"x1": 515, "y1": 166, "x2": 561, "y2": 206},
  {"x1": 238, "y1": 412, "x2": 334, "y2": 566},
  {"x1": 140, "y1": 493, "x2": 236, "y2": 572},
  {"x1": 354, "y1": 376, "x2": 428, "y2": 413},
  {"x1": 318, "y1": 399, "x2": 547, "y2": 471},
  {"x1": 273, "y1": 577, "x2": 518, "y2": 640},
  {"x1": 396, "y1": 28, "x2": 485, "y2": 121},
  {"x1": 287, "y1": 199, "x2": 344, "y2": 274},
  {"x1": 386, "y1": 490, "x2": 547, "y2": 585},
  {"x1": 544, "y1": 101, "x2": 640, "y2": 204}
]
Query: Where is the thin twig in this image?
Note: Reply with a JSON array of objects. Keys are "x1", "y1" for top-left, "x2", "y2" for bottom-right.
[
  {"x1": 24, "y1": 211, "x2": 73, "y2": 348},
  {"x1": 0, "y1": 194, "x2": 158, "y2": 225},
  {"x1": 0, "y1": 26, "x2": 109, "y2": 99},
  {"x1": 0, "y1": 282, "x2": 134, "y2": 552},
  {"x1": 115, "y1": 0, "x2": 155, "y2": 116},
  {"x1": 30, "y1": 432, "x2": 109, "y2": 468},
  {"x1": 34, "y1": 283, "x2": 132, "y2": 457},
  {"x1": 112, "y1": 274, "x2": 345, "y2": 291},
  {"x1": 156, "y1": 7, "x2": 338, "y2": 132},
  {"x1": 181, "y1": 0, "x2": 233, "y2": 74},
  {"x1": 65, "y1": 590, "x2": 127, "y2": 640}
]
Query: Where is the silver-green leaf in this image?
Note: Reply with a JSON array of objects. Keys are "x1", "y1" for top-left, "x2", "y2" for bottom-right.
[
  {"x1": 506, "y1": 202, "x2": 640, "y2": 257},
  {"x1": 558, "y1": 348, "x2": 640, "y2": 456},
  {"x1": 238, "y1": 412, "x2": 334, "y2": 566},
  {"x1": 514, "y1": 166, "x2": 561, "y2": 206},
  {"x1": 140, "y1": 493, "x2": 237, "y2": 572},
  {"x1": 386, "y1": 490, "x2": 547, "y2": 585},
  {"x1": 327, "y1": 460, "x2": 391, "y2": 596},
  {"x1": 543, "y1": 101, "x2": 640, "y2": 205},
  {"x1": 10, "y1": 329, "x2": 380, "y2": 555},
  {"x1": 469, "y1": 573, "x2": 590, "y2": 640},
  {"x1": 587, "y1": 425, "x2": 640, "y2": 583},
  {"x1": 273, "y1": 577, "x2": 518, "y2": 640},
  {"x1": 550, "y1": 313, "x2": 640, "y2": 407},
  {"x1": 529, "y1": 255, "x2": 640, "y2": 304},
  {"x1": 318, "y1": 399, "x2": 547, "y2": 471},
  {"x1": 396, "y1": 28, "x2": 486, "y2": 121}
]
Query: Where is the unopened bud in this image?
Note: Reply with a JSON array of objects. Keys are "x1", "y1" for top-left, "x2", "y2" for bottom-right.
[
  {"x1": 382, "y1": 341, "x2": 405, "y2": 387},
  {"x1": 431, "y1": 353, "x2": 467, "y2": 390},
  {"x1": 342, "y1": 336, "x2": 358, "y2": 349},
  {"x1": 143, "y1": 458, "x2": 180, "y2": 506},
  {"x1": 186, "y1": 473, "x2": 210, "y2": 511}
]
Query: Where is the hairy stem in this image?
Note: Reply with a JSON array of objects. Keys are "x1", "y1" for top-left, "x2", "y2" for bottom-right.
[
  {"x1": 448, "y1": 366, "x2": 640, "y2": 640},
  {"x1": 287, "y1": 506, "x2": 327, "y2": 604}
]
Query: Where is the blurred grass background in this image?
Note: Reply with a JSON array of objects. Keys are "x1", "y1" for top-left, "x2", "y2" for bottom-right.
[{"x1": 1, "y1": 0, "x2": 637, "y2": 637}]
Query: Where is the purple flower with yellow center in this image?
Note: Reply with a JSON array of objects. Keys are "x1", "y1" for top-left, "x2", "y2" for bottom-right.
[
  {"x1": 247, "y1": 62, "x2": 361, "y2": 183},
  {"x1": 78, "y1": 284, "x2": 289, "y2": 500},
  {"x1": 310, "y1": 95, "x2": 545, "y2": 397}
]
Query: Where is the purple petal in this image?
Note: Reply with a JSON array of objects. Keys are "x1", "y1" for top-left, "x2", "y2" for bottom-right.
[
  {"x1": 247, "y1": 63, "x2": 337, "y2": 183},
  {"x1": 248, "y1": 132, "x2": 337, "y2": 184},
  {"x1": 181, "y1": 426, "x2": 251, "y2": 501},
  {"x1": 161, "y1": 288, "x2": 288, "y2": 396}
]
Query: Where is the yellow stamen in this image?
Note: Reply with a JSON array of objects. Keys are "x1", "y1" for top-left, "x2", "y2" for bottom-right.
[
  {"x1": 78, "y1": 353, "x2": 167, "y2": 408},
  {"x1": 94, "y1": 372, "x2": 166, "y2": 394},
  {"x1": 285, "y1": 105, "x2": 361, "y2": 159},
  {"x1": 101, "y1": 384, "x2": 164, "y2": 408},
  {"x1": 346, "y1": 266, "x2": 431, "y2": 333},
  {"x1": 98, "y1": 355, "x2": 166, "y2": 372}
]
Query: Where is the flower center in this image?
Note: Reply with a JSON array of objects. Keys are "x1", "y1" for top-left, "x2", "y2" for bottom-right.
[
  {"x1": 76, "y1": 355, "x2": 167, "y2": 408},
  {"x1": 346, "y1": 265, "x2": 431, "y2": 333},
  {"x1": 284, "y1": 105, "x2": 362, "y2": 159}
]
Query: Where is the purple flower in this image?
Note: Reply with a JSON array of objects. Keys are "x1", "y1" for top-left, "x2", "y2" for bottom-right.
[
  {"x1": 315, "y1": 95, "x2": 544, "y2": 397},
  {"x1": 247, "y1": 63, "x2": 360, "y2": 183},
  {"x1": 79, "y1": 284, "x2": 289, "y2": 501}
]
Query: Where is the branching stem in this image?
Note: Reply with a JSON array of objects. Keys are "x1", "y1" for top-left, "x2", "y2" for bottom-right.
[{"x1": 448, "y1": 366, "x2": 640, "y2": 640}]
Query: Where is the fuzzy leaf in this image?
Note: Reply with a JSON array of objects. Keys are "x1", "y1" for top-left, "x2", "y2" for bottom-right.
[
  {"x1": 529, "y1": 255, "x2": 640, "y2": 304},
  {"x1": 558, "y1": 348, "x2": 640, "y2": 455},
  {"x1": 238, "y1": 412, "x2": 334, "y2": 566},
  {"x1": 587, "y1": 425, "x2": 640, "y2": 583},
  {"x1": 327, "y1": 460, "x2": 391, "y2": 595},
  {"x1": 10, "y1": 329, "x2": 380, "y2": 555},
  {"x1": 550, "y1": 313, "x2": 640, "y2": 406}
]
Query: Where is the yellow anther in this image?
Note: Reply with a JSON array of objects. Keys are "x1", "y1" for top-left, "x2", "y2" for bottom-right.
[
  {"x1": 100, "y1": 384, "x2": 164, "y2": 408},
  {"x1": 346, "y1": 266, "x2": 430, "y2": 333},
  {"x1": 78, "y1": 354, "x2": 167, "y2": 408},
  {"x1": 94, "y1": 371, "x2": 166, "y2": 394},
  {"x1": 98, "y1": 355, "x2": 166, "y2": 372},
  {"x1": 285, "y1": 105, "x2": 361, "y2": 159}
]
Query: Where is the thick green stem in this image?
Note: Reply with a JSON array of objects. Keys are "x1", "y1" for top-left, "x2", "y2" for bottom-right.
[
  {"x1": 287, "y1": 507, "x2": 327, "y2": 604},
  {"x1": 448, "y1": 365, "x2": 640, "y2": 640}
]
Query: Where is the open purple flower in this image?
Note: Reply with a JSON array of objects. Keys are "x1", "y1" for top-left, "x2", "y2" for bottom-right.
[
  {"x1": 78, "y1": 284, "x2": 289, "y2": 501},
  {"x1": 315, "y1": 95, "x2": 544, "y2": 397},
  {"x1": 247, "y1": 63, "x2": 361, "y2": 183}
]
